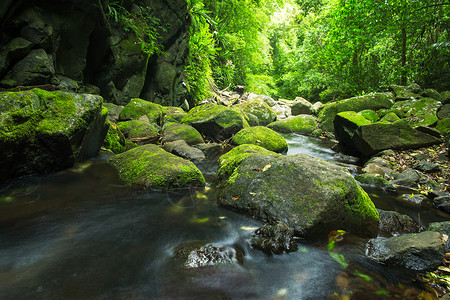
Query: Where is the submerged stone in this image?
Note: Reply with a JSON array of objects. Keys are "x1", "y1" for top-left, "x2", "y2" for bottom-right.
[
  {"x1": 377, "y1": 209, "x2": 420, "y2": 237},
  {"x1": 107, "y1": 144, "x2": 205, "y2": 190},
  {"x1": 231, "y1": 126, "x2": 288, "y2": 153}
]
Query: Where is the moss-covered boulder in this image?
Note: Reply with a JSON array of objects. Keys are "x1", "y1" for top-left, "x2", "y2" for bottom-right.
[
  {"x1": 244, "y1": 112, "x2": 260, "y2": 126},
  {"x1": 349, "y1": 120, "x2": 442, "y2": 156},
  {"x1": 436, "y1": 118, "x2": 450, "y2": 136},
  {"x1": 182, "y1": 103, "x2": 248, "y2": 141},
  {"x1": 389, "y1": 84, "x2": 419, "y2": 100},
  {"x1": 267, "y1": 115, "x2": 318, "y2": 135},
  {"x1": 290, "y1": 97, "x2": 314, "y2": 115},
  {"x1": 392, "y1": 98, "x2": 441, "y2": 127},
  {"x1": 218, "y1": 153, "x2": 380, "y2": 238},
  {"x1": 117, "y1": 120, "x2": 160, "y2": 138},
  {"x1": 318, "y1": 92, "x2": 394, "y2": 132},
  {"x1": 118, "y1": 98, "x2": 163, "y2": 124},
  {"x1": 231, "y1": 126, "x2": 288, "y2": 153},
  {"x1": 103, "y1": 121, "x2": 127, "y2": 154},
  {"x1": 359, "y1": 110, "x2": 380, "y2": 122},
  {"x1": 163, "y1": 112, "x2": 187, "y2": 124},
  {"x1": 333, "y1": 111, "x2": 372, "y2": 151},
  {"x1": 163, "y1": 140, "x2": 205, "y2": 162},
  {"x1": 107, "y1": 144, "x2": 205, "y2": 189},
  {"x1": 217, "y1": 144, "x2": 278, "y2": 185},
  {"x1": 161, "y1": 122, "x2": 204, "y2": 145},
  {"x1": 437, "y1": 104, "x2": 450, "y2": 120},
  {"x1": 380, "y1": 112, "x2": 400, "y2": 123},
  {"x1": 236, "y1": 99, "x2": 277, "y2": 126},
  {"x1": 0, "y1": 88, "x2": 108, "y2": 182}
]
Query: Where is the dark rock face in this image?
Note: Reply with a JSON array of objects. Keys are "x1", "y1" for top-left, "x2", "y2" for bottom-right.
[
  {"x1": 377, "y1": 209, "x2": 420, "y2": 236},
  {"x1": 366, "y1": 231, "x2": 445, "y2": 272},
  {"x1": 0, "y1": 88, "x2": 107, "y2": 182},
  {"x1": 0, "y1": 0, "x2": 189, "y2": 107},
  {"x1": 251, "y1": 221, "x2": 298, "y2": 254}
]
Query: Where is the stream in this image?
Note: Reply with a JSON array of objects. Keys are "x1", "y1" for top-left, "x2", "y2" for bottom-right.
[{"x1": 1, "y1": 133, "x2": 449, "y2": 299}]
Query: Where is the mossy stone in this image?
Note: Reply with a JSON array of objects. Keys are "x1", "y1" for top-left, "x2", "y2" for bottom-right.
[
  {"x1": 237, "y1": 99, "x2": 277, "y2": 126},
  {"x1": 119, "y1": 98, "x2": 163, "y2": 124},
  {"x1": 436, "y1": 118, "x2": 450, "y2": 136},
  {"x1": 359, "y1": 110, "x2": 380, "y2": 122},
  {"x1": 392, "y1": 98, "x2": 441, "y2": 127},
  {"x1": 107, "y1": 144, "x2": 205, "y2": 190},
  {"x1": 164, "y1": 112, "x2": 187, "y2": 124},
  {"x1": 182, "y1": 103, "x2": 249, "y2": 141},
  {"x1": 355, "y1": 174, "x2": 395, "y2": 191},
  {"x1": 318, "y1": 92, "x2": 394, "y2": 132},
  {"x1": 162, "y1": 122, "x2": 204, "y2": 145},
  {"x1": 380, "y1": 112, "x2": 400, "y2": 123},
  {"x1": 267, "y1": 115, "x2": 318, "y2": 135},
  {"x1": 117, "y1": 120, "x2": 160, "y2": 138},
  {"x1": 231, "y1": 126, "x2": 288, "y2": 153},
  {"x1": 218, "y1": 153, "x2": 380, "y2": 238},
  {"x1": 103, "y1": 121, "x2": 127, "y2": 154},
  {"x1": 217, "y1": 144, "x2": 279, "y2": 185}
]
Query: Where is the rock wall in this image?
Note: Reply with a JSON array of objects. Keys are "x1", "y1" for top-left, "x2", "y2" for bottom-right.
[{"x1": 0, "y1": 0, "x2": 189, "y2": 107}]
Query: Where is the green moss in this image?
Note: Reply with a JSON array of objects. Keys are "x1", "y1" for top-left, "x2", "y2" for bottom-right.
[
  {"x1": 359, "y1": 110, "x2": 380, "y2": 122},
  {"x1": 237, "y1": 99, "x2": 277, "y2": 126},
  {"x1": 119, "y1": 98, "x2": 163, "y2": 124},
  {"x1": 336, "y1": 111, "x2": 372, "y2": 127},
  {"x1": 380, "y1": 112, "x2": 400, "y2": 123},
  {"x1": 267, "y1": 115, "x2": 318, "y2": 134},
  {"x1": 162, "y1": 122, "x2": 204, "y2": 145},
  {"x1": 107, "y1": 144, "x2": 205, "y2": 189},
  {"x1": 231, "y1": 126, "x2": 288, "y2": 153},
  {"x1": 117, "y1": 120, "x2": 160, "y2": 138},
  {"x1": 103, "y1": 121, "x2": 127, "y2": 154},
  {"x1": 436, "y1": 118, "x2": 450, "y2": 136}
]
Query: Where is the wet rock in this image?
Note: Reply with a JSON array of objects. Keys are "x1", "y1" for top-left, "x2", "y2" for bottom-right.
[
  {"x1": 366, "y1": 231, "x2": 445, "y2": 271},
  {"x1": 0, "y1": 88, "x2": 107, "y2": 182},
  {"x1": 102, "y1": 103, "x2": 123, "y2": 122},
  {"x1": 270, "y1": 102, "x2": 292, "y2": 119},
  {"x1": 354, "y1": 174, "x2": 396, "y2": 191},
  {"x1": 107, "y1": 144, "x2": 205, "y2": 189},
  {"x1": 377, "y1": 209, "x2": 420, "y2": 236},
  {"x1": 163, "y1": 140, "x2": 205, "y2": 162},
  {"x1": 267, "y1": 115, "x2": 318, "y2": 135},
  {"x1": 161, "y1": 122, "x2": 204, "y2": 145},
  {"x1": 194, "y1": 143, "x2": 226, "y2": 158},
  {"x1": 251, "y1": 221, "x2": 298, "y2": 255},
  {"x1": 414, "y1": 161, "x2": 441, "y2": 173},
  {"x1": 231, "y1": 126, "x2": 288, "y2": 153},
  {"x1": 431, "y1": 195, "x2": 450, "y2": 214},
  {"x1": 402, "y1": 193, "x2": 429, "y2": 205},
  {"x1": 182, "y1": 103, "x2": 248, "y2": 141},
  {"x1": 363, "y1": 157, "x2": 394, "y2": 177},
  {"x1": 317, "y1": 92, "x2": 393, "y2": 132},
  {"x1": 218, "y1": 152, "x2": 379, "y2": 239},
  {"x1": 392, "y1": 168, "x2": 421, "y2": 187}
]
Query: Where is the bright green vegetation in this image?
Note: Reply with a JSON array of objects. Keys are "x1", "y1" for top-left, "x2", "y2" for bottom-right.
[
  {"x1": 117, "y1": 120, "x2": 160, "y2": 138},
  {"x1": 107, "y1": 144, "x2": 205, "y2": 189},
  {"x1": 231, "y1": 126, "x2": 288, "y2": 153},
  {"x1": 103, "y1": 121, "x2": 127, "y2": 154},
  {"x1": 161, "y1": 122, "x2": 204, "y2": 145},
  {"x1": 185, "y1": 0, "x2": 449, "y2": 103},
  {"x1": 119, "y1": 98, "x2": 163, "y2": 123},
  {"x1": 267, "y1": 115, "x2": 318, "y2": 134}
]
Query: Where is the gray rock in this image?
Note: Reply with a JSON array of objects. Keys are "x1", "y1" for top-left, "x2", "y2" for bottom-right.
[
  {"x1": 355, "y1": 174, "x2": 396, "y2": 191},
  {"x1": 427, "y1": 221, "x2": 450, "y2": 252},
  {"x1": 102, "y1": 102, "x2": 123, "y2": 122},
  {"x1": 437, "y1": 104, "x2": 450, "y2": 120},
  {"x1": 432, "y1": 196, "x2": 450, "y2": 214},
  {"x1": 414, "y1": 161, "x2": 441, "y2": 173},
  {"x1": 389, "y1": 84, "x2": 419, "y2": 100},
  {"x1": 392, "y1": 168, "x2": 421, "y2": 187},
  {"x1": 218, "y1": 153, "x2": 380, "y2": 239},
  {"x1": 251, "y1": 221, "x2": 298, "y2": 255},
  {"x1": 163, "y1": 140, "x2": 205, "y2": 162},
  {"x1": 366, "y1": 231, "x2": 445, "y2": 271},
  {"x1": 291, "y1": 97, "x2": 314, "y2": 115},
  {"x1": 363, "y1": 157, "x2": 394, "y2": 177},
  {"x1": 402, "y1": 193, "x2": 429, "y2": 205},
  {"x1": 377, "y1": 209, "x2": 419, "y2": 236}
]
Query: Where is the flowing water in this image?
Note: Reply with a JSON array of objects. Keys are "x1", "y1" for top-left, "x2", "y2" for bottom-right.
[{"x1": 0, "y1": 134, "x2": 448, "y2": 299}]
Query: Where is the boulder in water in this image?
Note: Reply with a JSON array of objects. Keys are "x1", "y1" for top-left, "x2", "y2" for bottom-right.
[
  {"x1": 267, "y1": 115, "x2": 318, "y2": 135},
  {"x1": 0, "y1": 88, "x2": 107, "y2": 182},
  {"x1": 107, "y1": 144, "x2": 205, "y2": 189},
  {"x1": 218, "y1": 152, "x2": 380, "y2": 239},
  {"x1": 231, "y1": 126, "x2": 288, "y2": 153},
  {"x1": 163, "y1": 140, "x2": 205, "y2": 162}
]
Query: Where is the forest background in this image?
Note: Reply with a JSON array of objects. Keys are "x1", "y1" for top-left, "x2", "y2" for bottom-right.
[{"x1": 183, "y1": 0, "x2": 449, "y2": 103}]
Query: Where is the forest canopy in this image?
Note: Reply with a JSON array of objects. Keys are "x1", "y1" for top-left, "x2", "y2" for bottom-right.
[{"x1": 185, "y1": 0, "x2": 450, "y2": 103}]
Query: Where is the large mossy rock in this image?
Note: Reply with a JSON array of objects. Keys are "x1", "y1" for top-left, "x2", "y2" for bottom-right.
[
  {"x1": 117, "y1": 120, "x2": 160, "y2": 139},
  {"x1": 366, "y1": 231, "x2": 445, "y2": 271},
  {"x1": 267, "y1": 115, "x2": 318, "y2": 135},
  {"x1": 161, "y1": 122, "x2": 204, "y2": 145},
  {"x1": 231, "y1": 126, "x2": 288, "y2": 153},
  {"x1": 217, "y1": 153, "x2": 380, "y2": 238},
  {"x1": 0, "y1": 88, "x2": 107, "y2": 182},
  {"x1": 290, "y1": 97, "x2": 314, "y2": 115},
  {"x1": 107, "y1": 144, "x2": 205, "y2": 189},
  {"x1": 392, "y1": 98, "x2": 441, "y2": 128},
  {"x1": 236, "y1": 99, "x2": 277, "y2": 126},
  {"x1": 102, "y1": 121, "x2": 127, "y2": 154},
  {"x1": 334, "y1": 114, "x2": 442, "y2": 156},
  {"x1": 318, "y1": 93, "x2": 394, "y2": 132},
  {"x1": 389, "y1": 84, "x2": 419, "y2": 100},
  {"x1": 182, "y1": 103, "x2": 248, "y2": 141},
  {"x1": 118, "y1": 98, "x2": 163, "y2": 124}
]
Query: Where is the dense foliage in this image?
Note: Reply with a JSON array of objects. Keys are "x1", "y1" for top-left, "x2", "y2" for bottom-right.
[{"x1": 185, "y1": 0, "x2": 450, "y2": 103}]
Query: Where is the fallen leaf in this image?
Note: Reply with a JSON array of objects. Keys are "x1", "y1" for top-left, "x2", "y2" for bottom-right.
[
  {"x1": 233, "y1": 196, "x2": 239, "y2": 201},
  {"x1": 262, "y1": 163, "x2": 272, "y2": 172}
]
